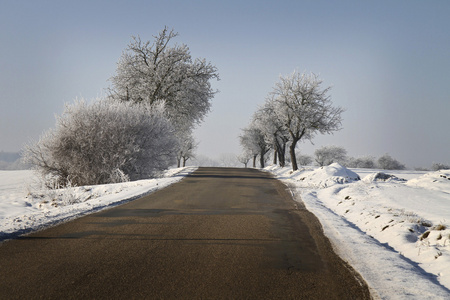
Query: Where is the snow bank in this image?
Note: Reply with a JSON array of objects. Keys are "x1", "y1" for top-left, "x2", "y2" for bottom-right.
[
  {"x1": 276, "y1": 163, "x2": 360, "y2": 188},
  {"x1": 0, "y1": 167, "x2": 197, "y2": 241},
  {"x1": 406, "y1": 169, "x2": 450, "y2": 192},
  {"x1": 267, "y1": 165, "x2": 450, "y2": 299},
  {"x1": 362, "y1": 172, "x2": 407, "y2": 183}
]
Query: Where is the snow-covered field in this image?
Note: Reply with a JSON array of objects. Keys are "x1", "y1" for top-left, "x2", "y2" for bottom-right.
[
  {"x1": 266, "y1": 164, "x2": 450, "y2": 299},
  {"x1": 0, "y1": 167, "x2": 197, "y2": 241}
]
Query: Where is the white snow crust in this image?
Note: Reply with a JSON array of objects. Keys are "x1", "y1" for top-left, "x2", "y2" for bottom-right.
[
  {"x1": 266, "y1": 164, "x2": 450, "y2": 299},
  {"x1": 0, "y1": 167, "x2": 197, "y2": 241}
]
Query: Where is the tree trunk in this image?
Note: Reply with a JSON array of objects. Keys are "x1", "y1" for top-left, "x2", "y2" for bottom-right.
[
  {"x1": 177, "y1": 158, "x2": 181, "y2": 168},
  {"x1": 278, "y1": 154, "x2": 285, "y2": 167},
  {"x1": 182, "y1": 157, "x2": 187, "y2": 167},
  {"x1": 253, "y1": 155, "x2": 257, "y2": 168},
  {"x1": 289, "y1": 140, "x2": 298, "y2": 171},
  {"x1": 273, "y1": 149, "x2": 277, "y2": 165},
  {"x1": 277, "y1": 142, "x2": 286, "y2": 168},
  {"x1": 260, "y1": 152, "x2": 265, "y2": 169}
]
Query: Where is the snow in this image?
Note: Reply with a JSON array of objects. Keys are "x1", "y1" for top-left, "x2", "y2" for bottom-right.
[
  {"x1": 361, "y1": 172, "x2": 407, "y2": 183},
  {"x1": 3, "y1": 165, "x2": 450, "y2": 298},
  {"x1": 0, "y1": 167, "x2": 197, "y2": 241},
  {"x1": 291, "y1": 162, "x2": 361, "y2": 188},
  {"x1": 266, "y1": 164, "x2": 450, "y2": 299}
]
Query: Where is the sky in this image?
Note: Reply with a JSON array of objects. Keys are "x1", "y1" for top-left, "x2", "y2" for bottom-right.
[{"x1": 1, "y1": 0, "x2": 449, "y2": 168}]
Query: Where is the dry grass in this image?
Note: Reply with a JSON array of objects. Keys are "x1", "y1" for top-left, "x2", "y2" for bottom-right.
[
  {"x1": 433, "y1": 224, "x2": 447, "y2": 231},
  {"x1": 420, "y1": 231, "x2": 430, "y2": 240}
]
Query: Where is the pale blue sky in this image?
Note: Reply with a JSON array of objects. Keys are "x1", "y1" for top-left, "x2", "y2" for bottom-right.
[{"x1": 1, "y1": 0, "x2": 449, "y2": 168}]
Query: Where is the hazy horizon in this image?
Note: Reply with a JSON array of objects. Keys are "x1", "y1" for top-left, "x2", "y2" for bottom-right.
[{"x1": 1, "y1": 0, "x2": 449, "y2": 168}]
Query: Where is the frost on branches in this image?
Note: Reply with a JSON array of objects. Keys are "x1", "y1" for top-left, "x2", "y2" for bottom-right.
[
  {"x1": 24, "y1": 100, "x2": 177, "y2": 186},
  {"x1": 108, "y1": 27, "x2": 219, "y2": 133},
  {"x1": 239, "y1": 125, "x2": 270, "y2": 168},
  {"x1": 24, "y1": 27, "x2": 219, "y2": 187},
  {"x1": 253, "y1": 98, "x2": 290, "y2": 167},
  {"x1": 240, "y1": 71, "x2": 344, "y2": 171},
  {"x1": 175, "y1": 132, "x2": 197, "y2": 168},
  {"x1": 314, "y1": 145, "x2": 348, "y2": 167},
  {"x1": 271, "y1": 71, "x2": 344, "y2": 171}
]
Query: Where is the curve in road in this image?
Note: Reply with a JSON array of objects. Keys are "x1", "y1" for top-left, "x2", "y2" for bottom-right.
[{"x1": 0, "y1": 167, "x2": 370, "y2": 299}]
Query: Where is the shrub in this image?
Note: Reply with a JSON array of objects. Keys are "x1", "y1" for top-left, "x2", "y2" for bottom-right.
[
  {"x1": 431, "y1": 163, "x2": 450, "y2": 171},
  {"x1": 297, "y1": 154, "x2": 313, "y2": 166},
  {"x1": 377, "y1": 154, "x2": 406, "y2": 170},
  {"x1": 24, "y1": 99, "x2": 177, "y2": 186},
  {"x1": 314, "y1": 146, "x2": 347, "y2": 166},
  {"x1": 347, "y1": 156, "x2": 376, "y2": 169}
]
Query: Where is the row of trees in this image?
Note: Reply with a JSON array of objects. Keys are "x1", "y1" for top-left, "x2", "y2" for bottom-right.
[
  {"x1": 239, "y1": 139, "x2": 448, "y2": 171},
  {"x1": 240, "y1": 71, "x2": 344, "y2": 171},
  {"x1": 25, "y1": 27, "x2": 218, "y2": 186},
  {"x1": 311, "y1": 146, "x2": 406, "y2": 170},
  {"x1": 237, "y1": 142, "x2": 407, "y2": 170}
]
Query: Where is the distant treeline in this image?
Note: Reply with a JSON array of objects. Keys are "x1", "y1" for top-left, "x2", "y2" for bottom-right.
[
  {"x1": 0, "y1": 151, "x2": 20, "y2": 162},
  {"x1": 0, "y1": 151, "x2": 29, "y2": 170}
]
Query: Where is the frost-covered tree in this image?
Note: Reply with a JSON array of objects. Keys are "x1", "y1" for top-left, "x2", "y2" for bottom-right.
[
  {"x1": 239, "y1": 125, "x2": 270, "y2": 168},
  {"x1": 431, "y1": 162, "x2": 450, "y2": 171},
  {"x1": 253, "y1": 97, "x2": 290, "y2": 167},
  {"x1": 347, "y1": 156, "x2": 376, "y2": 169},
  {"x1": 271, "y1": 71, "x2": 344, "y2": 171},
  {"x1": 24, "y1": 99, "x2": 177, "y2": 186},
  {"x1": 191, "y1": 155, "x2": 220, "y2": 167},
  {"x1": 377, "y1": 154, "x2": 406, "y2": 170},
  {"x1": 297, "y1": 154, "x2": 313, "y2": 166},
  {"x1": 314, "y1": 146, "x2": 348, "y2": 166},
  {"x1": 108, "y1": 27, "x2": 219, "y2": 133},
  {"x1": 218, "y1": 153, "x2": 239, "y2": 167},
  {"x1": 239, "y1": 128, "x2": 258, "y2": 168},
  {"x1": 237, "y1": 151, "x2": 252, "y2": 168},
  {"x1": 175, "y1": 133, "x2": 197, "y2": 167}
]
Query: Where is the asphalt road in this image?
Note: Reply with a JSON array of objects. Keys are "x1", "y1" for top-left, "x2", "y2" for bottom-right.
[{"x1": 0, "y1": 167, "x2": 371, "y2": 299}]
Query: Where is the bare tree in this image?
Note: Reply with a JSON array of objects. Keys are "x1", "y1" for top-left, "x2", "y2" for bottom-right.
[
  {"x1": 314, "y1": 145, "x2": 348, "y2": 166},
  {"x1": 239, "y1": 124, "x2": 270, "y2": 168},
  {"x1": 175, "y1": 133, "x2": 197, "y2": 167},
  {"x1": 238, "y1": 151, "x2": 252, "y2": 168},
  {"x1": 271, "y1": 71, "x2": 344, "y2": 171},
  {"x1": 109, "y1": 27, "x2": 219, "y2": 133},
  {"x1": 253, "y1": 97, "x2": 290, "y2": 167},
  {"x1": 218, "y1": 153, "x2": 239, "y2": 167}
]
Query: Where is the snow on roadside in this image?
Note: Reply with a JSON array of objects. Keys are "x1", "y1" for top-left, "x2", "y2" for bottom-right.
[
  {"x1": 266, "y1": 163, "x2": 450, "y2": 299},
  {"x1": 0, "y1": 167, "x2": 197, "y2": 242}
]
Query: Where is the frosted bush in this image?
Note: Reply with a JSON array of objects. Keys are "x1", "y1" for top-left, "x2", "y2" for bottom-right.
[
  {"x1": 24, "y1": 99, "x2": 177, "y2": 186},
  {"x1": 431, "y1": 163, "x2": 450, "y2": 171},
  {"x1": 314, "y1": 145, "x2": 347, "y2": 167},
  {"x1": 377, "y1": 154, "x2": 406, "y2": 170},
  {"x1": 347, "y1": 156, "x2": 376, "y2": 168}
]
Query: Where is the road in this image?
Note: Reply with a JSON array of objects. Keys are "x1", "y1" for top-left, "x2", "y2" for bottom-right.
[{"x1": 0, "y1": 167, "x2": 370, "y2": 299}]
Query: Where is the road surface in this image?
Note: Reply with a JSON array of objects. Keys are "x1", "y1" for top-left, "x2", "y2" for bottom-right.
[{"x1": 0, "y1": 167, "x2": 370, "y2": 299}]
